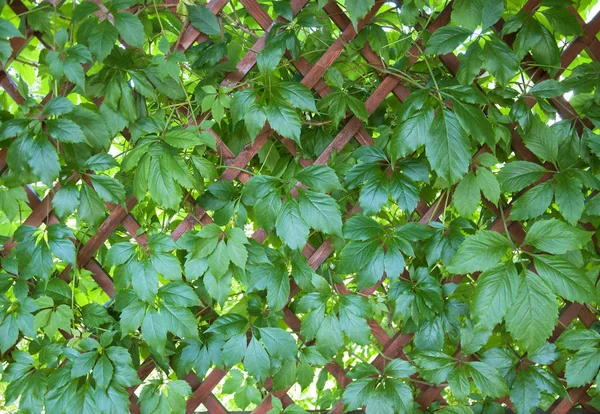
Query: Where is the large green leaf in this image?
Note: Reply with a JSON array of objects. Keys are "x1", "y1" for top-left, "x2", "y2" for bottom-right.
[
  {"x1": 426, "y1": 27, "x2": 472, "y2": 54},
  {"x1": 471, "y1": 263, "x2": 519, "y2": 329},
  {"x1": 534, "y1": 255, "x2": 598, "y2": 304},
  {"x1": 524, "y1": 219, "x2": 592, "y2": 254},
  {"x1": 187, "y1": 5, "x2": 221, "y2": 36},
  {"x1": 426, "y1": 109, "x2": 471, "y2": 185},
  {"x1": 505, "y1": 271, "x2": 558, "y2": 351},
  {"x1": 447, "y1": 231, "x2": 511, "y2": 274},
  {"x1": 298, "y1": 189, "x2": 342, "y2": 236},
  {"x1": 244, "y1": 336, "x2": 270, "y2": 382},
  {"x1": 114, "y1": 12, "x2": 144, "y2": 48},
  {"x1": 89, "y1": 20, "x2": 117, "y2": 62},
  {"x1": 346, "y1": 0, "x2": 375, "y2": 29}
]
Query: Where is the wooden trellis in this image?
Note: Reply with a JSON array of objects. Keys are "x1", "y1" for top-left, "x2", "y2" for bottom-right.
[{"x1": 1, "y1": 0, "x2": 600, "y2": 412}]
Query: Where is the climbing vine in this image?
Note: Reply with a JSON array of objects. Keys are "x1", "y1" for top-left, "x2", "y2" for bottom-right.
[{"x1": 1, "y1": 0, "x2": 600, "y2": 412}]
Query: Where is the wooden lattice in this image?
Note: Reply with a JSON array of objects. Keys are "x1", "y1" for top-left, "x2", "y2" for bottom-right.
[{"x1": 1, "y1": 0, "x2": 600, "y2": 412}]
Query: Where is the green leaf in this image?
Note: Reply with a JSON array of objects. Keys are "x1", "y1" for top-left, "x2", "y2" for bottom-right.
[
  {"x1": 257, "y1": 44, "x2": 285, "y2": 73},
  {"x1": 524, "y1": 219, "x2": 592, "y2": 254},
  {"x1": 151, "y1": 252, "x2": 182, "y2": 281},
  {"x1": 483, "y1": 37, "x2": 519, "y2": 85},
  {"x1": 0, "y1": 315, "x2": 19, "y2": 353},
  {"x1": 390, "y1": 109, "x2": 433, "y2": 160},
  {"x1": 141, "y1": 308, "x2": 167, "y2": 354},
  {"x1": 343, "y1": 378, "x2": 375, "y2": 411},
  {"x1": 0, "y1": 19, "x2": 24, "y2": 38},
  {"x1": 295, "y1": 165, "x2": 341, "y2": 193},
  {"x1": 71, "y1": 351, "x2": 97, "y2": 378},
  {"x1": 249, "y1": 263, "x2": 290, "y2": 311},
  {"x1": 467, "y1": 361, "x2": 509, "y2": 398},
  {"x1": 43, "y1": 97, "x2": 74, "y2": 115},
  {"x1": 453, "y1": 172, "x2": 480, "y2": 217},
  {"x1": 245, "y1": 336, "x2": 270, "y2": 382},
  {"x1": 163, "y1": 128, "x2": 215, "y2": 149},
  {"x1": 208, "y1": 240, "x2": 230, "y2": 278},
  {"x1": 509, "y1": 180, "x2": 554, "y2": 221},
  {"x1": 426, "y1": 27, "x2": 472, "y2": 55},
  {"x1": 413, "y1": 352, "x2": 456, "y2": 383},
  {"x1": 276, "y1": 199, "x2": 310, "y2": 250},
  {"x1": 447, "y1": 231, "x2": 511, "y2": 274},
  {"x1": 48, "y1": 233, "x2": 76, "y2": 265},
  {"x1": 339, "y1": 295, "x2": 371, "y2": 345},
  {"x1": 514, "y1": 17, "x2": 542, "y2": 60},
  {"x1": 505, "y1": 271, "x2": 558, "y2": 351},
  {"x1": 457, "y1": 42, "x2": 483, "y2": 85},
  {"x1": 93, "y1": 354, "x2": 113, "y2": 390},
  {"x1": 481, "y1": 0, "x2": 504, "y2": 29},
  {"x1": 345, "y1": 0, "x2": 375, "y2": 29},
  {"x1": 114, "y1": 12, "x2": 144, "y2": 48},
  {"x1": 88, "y1": 175, "x2": 125, "y2": 204},
  {"x1": 541, "y1": 7, "x2": 583, "y2": 35},
  {"x1": 148, "y1": 159, "x2": 182, "y2": 210},
  {"x1": 231, "y1": 89, "x2": 256, "y2": 124},
  {"x1": 79, "y1": 185, "x2": 106, "y2": 225},
  {"x1": 497, "y1": 161, "x2": 547, "y2": 192},
  {"x1": 390, "y1": 173, "x2": 419, "y2": 214},
  {"x1": 258, "y1": 327, "x2": 297, "y2": 360},
  {"x1": 226, "y1": 229, "x2": 248, "y2": 269},
  {"x1": 530, "y1": 22, "x2": 561, "y2": 70},
  {"x1": 528, "y1": 342, "x2": 560, "y2": 365},
  {"x1": 555, "y1": 172, "x2": 584, "y2": 225},
  {"x1": 187, "y1": 5, "x2": 221, "y2": 36},
  {"x1": 298, "y1": 189, "x2": 342, "y2": 236},
  {"x1": 223, "y1": 334, "x2": 247, "y2": 368},
  {"x1": 448, "y1": 365, "x2": 470, "y2": 401},
  {"x1": 279, "y1": 82, "x2": 316, "y2": 112},
  {"x1": 46, "y1": 119, "x2": 86, "y2": 143},
  {"x1": 85, "y1": 153, "x2": 118, "y2": 171},
  {"x1": 451, "y1": 99, "x2": 494, "y2": 146},
  {"x1": 161, "y1": 303, "x2": 199, "y2": 339},
  {"x1": 339, "y1": 239, "x2": 379, "y2": 273},
  {"x1": 89, "y1": 20, "x2": 117, "y2": 62},
  {"x1": 359, "y1": 172, "x2": 389, "y2": 215},
  {"x1": 565, "y1": 348, "x2": 600, "y2": 387},
  {"x1": 557, "y1": 329, "x2": 600, "y2": 351},
  {"x1": 523, "y1": 119, "x2": 559, "y2": 163},
  {"x1": 130, "y1": 260, "x2": 159, "y2": 303},
  {"x1": 528, "y1": 79, "x2": 569, "y2": 98},
  {"x1": 451, "y1": 0, "x2": 483, "y2": 29},
  {"x1": 384, "y1": 379, "x2": 413, "y2": 412},
  {"x1": 475, "y1": 167, "x2": 500, "y2": 204},
  {"x1": 67, "y1": 106, "x2": 110, "y2": 148},
  {"x1": 316, "y1": 315, "x2": 344, "y2": 358},
  {"x1": 534, "y1": 255, "x2": 598, "y2": 304},
  {"x1": 472, "y1": 263, "x2": 519, "y2": 329},
  {"x1": 266, "y1": 100, "x2": 301, "y2": 143},
  {"x1": 426, "y1": 109, "x2": 471, "y2": 185},
  {"x1": 511, "y1": 368, "x2": 541, "y2": 414}
]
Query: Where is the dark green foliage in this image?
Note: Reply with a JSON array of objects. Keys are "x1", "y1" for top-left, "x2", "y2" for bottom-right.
[{"x1": 1, "y1": 0, "x2": 600, "y2": 413}]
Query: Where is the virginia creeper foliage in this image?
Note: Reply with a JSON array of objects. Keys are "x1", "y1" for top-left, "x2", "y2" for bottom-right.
[{"x1": 1, "y1": 0, "x2": 600, "y2": 412}]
